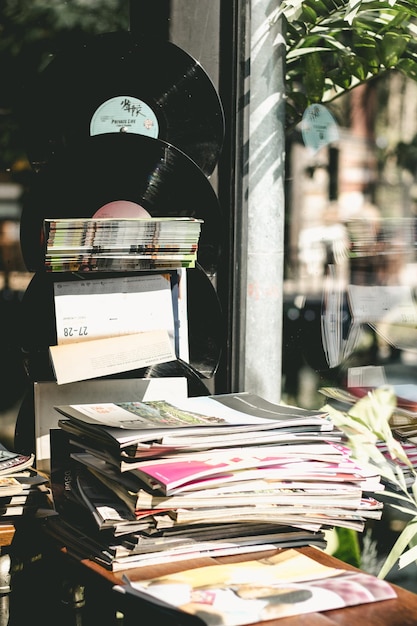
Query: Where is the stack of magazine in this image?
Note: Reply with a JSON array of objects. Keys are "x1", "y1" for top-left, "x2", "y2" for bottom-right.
[
  {"x1": 320, "y1": 383, "x2": 417, "y2": 488},
  {"x1": 43, "y1": 217, "x2": 203, "y2": 272},
  {"x1": 0, "y1": 443, "x2": 54, "y2": 520},
  {"x1": 321, "y1": 382, "x2": 417, "y2": 443},
  {"x1": 44, "y1": 392, "x2": 385, "y2": 571}
]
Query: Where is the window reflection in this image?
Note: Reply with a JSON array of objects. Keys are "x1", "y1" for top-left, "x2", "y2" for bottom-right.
[
  {"x1": 282, "y1": 75, "x2": 417, "y2": 411},
  {"x1": 2, "y1": 5, "x2": 417, "y2": 419}
]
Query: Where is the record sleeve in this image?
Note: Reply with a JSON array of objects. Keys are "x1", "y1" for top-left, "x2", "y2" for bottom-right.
[
  {"x1": 19, "y1": 133, "x2": 223, "y2": 274},
  {"x1": 17, "y1": 30, "x2": 224, "y2": 176}
]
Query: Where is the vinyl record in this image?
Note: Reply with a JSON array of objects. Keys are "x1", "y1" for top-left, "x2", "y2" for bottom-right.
[
  {"x1": 19, "y1": 269, "x2": 182, "y2": 355},
  {"x1": 14, "y1": 388, "x2": 35, "y2": 457},
  {"x1": 20, "y1": 133, "x2": 223, "y2": 273},
  {"x1": 18, "y1": 30, "x2": 224, "y2": 176},
  {"x1": 13, "y1": 358, "x2": 211, "y2": 456},
  {"x1": 19, "y1": 266, "x2": 223, "y2": 382},
  {"x1": 186, "y1": 263, "x2": 223, "y2": 378},
  {"x1": 138, "y1": 358, "x2": 212, "y2": 397}
]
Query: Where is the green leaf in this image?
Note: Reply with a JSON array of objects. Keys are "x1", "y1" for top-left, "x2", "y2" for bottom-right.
[
  {"x1": 398, "y1": 543, "x2": 417, "y2": 570},
  {"x1": 353, "y1": 32, "x2": 380, "y2": 71},
  {"x1": 304, "y1": 51, "x2": 325, "y2": 101},
  {"x1": 379, "y1": 31, "x2": 410, "y2": 67},
  {"x1": 340, "y1": 53, "x2": 368, "y2": 80},
  {"x1": 299, "y1": 3, "x2": 318, "y2": 23},
  {"x1": 305, "y1": 0, "x2": 330, "y2": 17},
  {"x1": 345, "y1": 0, "x2": 365, "y2": 25},
  {"x1": 288, "y1": 90, "x2": 309, "y2": 109},
  {"x1": 328, "y1": 67, "x2": 353, "y2": 89},
  {"x1": 397, "y1": 57, "x2": 417, "y2": 81},
  {"x1": 333, "y1": 527, "x2": 361, "y2": 567},
  {"x1": 378, "y1": 518, "x2": 417, "y2": 578},
  {"x1": 287, "y1": 46, "x2": 331, "y2": 61}
]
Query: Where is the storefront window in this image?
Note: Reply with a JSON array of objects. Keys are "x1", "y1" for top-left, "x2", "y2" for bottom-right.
[
  {"x1": 281, "y1": 74, "x2": 417, "y2": 413},
  {"x1": 2, "y1": 3, "x2": 417, "y2": 416}
]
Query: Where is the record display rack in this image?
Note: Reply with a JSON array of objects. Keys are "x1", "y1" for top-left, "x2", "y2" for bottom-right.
[{"x1": 15, "y1": 29, "x2": 226, "y2": 453}]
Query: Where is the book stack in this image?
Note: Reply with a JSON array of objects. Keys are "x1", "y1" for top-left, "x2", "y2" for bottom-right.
[
  {"x1": 44, "y1": 392, "x2": 385, "y2": 571},
  {"x1": 0, "y1": 443, "x2": 54, "y2": 520},
  {"x1": 43, "y1": 217, "x2": 203, "y2": 272}
]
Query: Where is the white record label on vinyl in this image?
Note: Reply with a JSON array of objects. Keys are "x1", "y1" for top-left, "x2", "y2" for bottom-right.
[
  {"x1": 90, "y1": 96, "x2": 159, "y2": 138},
  {"x1": 301, "y1": 103, "x2": 339, "y2": 153}
]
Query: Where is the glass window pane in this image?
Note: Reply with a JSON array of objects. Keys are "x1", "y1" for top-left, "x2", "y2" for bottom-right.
[{"x1": 282, "y1": 75, "x2": 417, "y2": 414}]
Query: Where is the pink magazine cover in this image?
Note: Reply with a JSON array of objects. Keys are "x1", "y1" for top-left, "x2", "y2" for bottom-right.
[{"x1": 128, "y1": 442, "x2": 357, "y2": 493}]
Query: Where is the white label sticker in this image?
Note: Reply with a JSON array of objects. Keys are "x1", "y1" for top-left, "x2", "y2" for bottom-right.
[{"x1": 90, "y1": 96, "x2": 159, "y2": 138}]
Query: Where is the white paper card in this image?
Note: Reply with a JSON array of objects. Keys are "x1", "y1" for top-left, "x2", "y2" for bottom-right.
[
  {"x1": 49, "y1": 330, "x2": 175, "y2": 385},
  {"x1": 301, "y1": 104, "x2": 339, "y2": 153},
  {"x1": 53, "y1": 274, "x2": 176, "y2": 346},
  {"x1": 347, "y1": 366, "x2": 387, "y2": 388},
  {"x1": 347, "y1": 284, "x2": 417, "y2": 324}
]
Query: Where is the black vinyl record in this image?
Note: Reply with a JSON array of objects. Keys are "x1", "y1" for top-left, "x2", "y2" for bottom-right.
[
  {"x1": 139, "y1": 358, "x2": 212, "y2": 397},
  {"x1": 20, "y1": 133, "x2": 223, "y2": 274},
  {"x1": 18, "y1": 30, "x2": 224, "y2": 176},
  {"x1": 19, "y1": 265, "x2": 223, "y2": 382},
  {"x1": 14, "y1": 389, "x2": 35, "y2": 457},
  {"x1": 14, "y1": 358, "x2": 212, "y2": 456},
  {"x1": 186, "y1": 263, "x2": 223, "y2": 378}
]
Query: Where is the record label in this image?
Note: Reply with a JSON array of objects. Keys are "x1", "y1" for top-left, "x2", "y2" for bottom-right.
[
  {"x1": 90, "y1": 96, "x2": 159, "y2": 138},
  {"x1": 92, "y1": 200, "x2": 151, "y2": 218}
]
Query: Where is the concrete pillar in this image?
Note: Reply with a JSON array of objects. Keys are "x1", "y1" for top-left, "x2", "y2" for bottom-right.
[{"x1": 232, "y1": 0, "x2": 286, "y2": 402}]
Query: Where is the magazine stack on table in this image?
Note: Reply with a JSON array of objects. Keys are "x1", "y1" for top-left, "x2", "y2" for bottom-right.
[
  {"x1": 0, "y1": 443, "x2": 55, "y2": 520},
  {"x1": 44, "y1": 392, "x2": 385, "y2": 571}
]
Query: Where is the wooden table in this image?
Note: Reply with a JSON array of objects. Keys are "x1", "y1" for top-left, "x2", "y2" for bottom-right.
[{"x1": 49, "y1": 544, "x2": 417, "y2": 626}]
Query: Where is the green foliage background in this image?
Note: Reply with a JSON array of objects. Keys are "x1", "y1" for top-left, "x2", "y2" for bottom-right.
[{"x1": 277, "y1": 0, "x2": 417, "y2": 130}]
